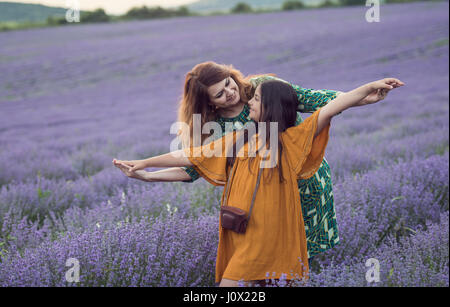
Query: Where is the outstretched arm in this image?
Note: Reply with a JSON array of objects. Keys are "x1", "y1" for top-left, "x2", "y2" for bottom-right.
[
  {"x1": 113, "y1": 152, "x2": 193, "y2": 182},
  {"x1": 113, "y1": 157, "x2": 196, "y2": 182},
  {"x1": 114, "y1": 150, "x2": 192, "y2": 170},
  {"x1": 316, "y1": 78, "x2": 405, "y2": 137},
  {"x1": 114, "y1": 162, "x2": 192, "y2": 182}
]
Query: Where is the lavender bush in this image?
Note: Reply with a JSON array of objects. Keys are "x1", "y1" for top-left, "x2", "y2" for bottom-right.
[
  {"x1": 299, "y1": 211, "x2": 449, "y2": 287},
  {"x1": 0, "y1": 1, "x2": 448, "y2": 286},
  {"x1": 0, "y1": 215, "x2": 218, "y2": 287}
]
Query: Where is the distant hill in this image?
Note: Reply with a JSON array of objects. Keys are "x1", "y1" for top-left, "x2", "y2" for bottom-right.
[
  {"x1": 186, "y1": 0, "x2": 330, "y2": 13},
  {"x1": 0, "y1": 1, "x2": 67, "y2": 23}
]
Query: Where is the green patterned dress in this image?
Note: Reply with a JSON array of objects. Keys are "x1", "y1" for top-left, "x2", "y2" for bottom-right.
[{"x1": 183, "y1": 75, "x2": 342, "y2": 259}]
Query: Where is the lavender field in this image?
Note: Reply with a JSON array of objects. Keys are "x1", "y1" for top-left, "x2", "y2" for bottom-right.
[{"x1": 0, "y1": 1, "x2": 448, "y2": 287}]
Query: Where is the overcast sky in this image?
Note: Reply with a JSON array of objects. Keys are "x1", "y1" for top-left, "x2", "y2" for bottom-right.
[{"x1": 6, "y1": 0, "x2": 197, "y2": 15}]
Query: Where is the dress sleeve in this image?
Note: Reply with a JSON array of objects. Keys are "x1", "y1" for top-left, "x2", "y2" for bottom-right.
[
  {"x1": 282, "y1": 109, "x2": 331, "y2": 180},
  {"x1": 249, "y1": 75, "x2": 343, "y2": 114},
  {"x1": 290, "y1": 83, "x2": 344, "y2": 113},
  {"x1": 180, "y1": 166, "x2": 200, "y2": 183},
  {"x1": 183, "y1": 134, "x2": 231, "y2": 186}
]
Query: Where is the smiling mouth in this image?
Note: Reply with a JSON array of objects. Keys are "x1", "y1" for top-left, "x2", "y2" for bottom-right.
[{"x1": 227, "y1": 93, "x2": 235, "y2": 102}]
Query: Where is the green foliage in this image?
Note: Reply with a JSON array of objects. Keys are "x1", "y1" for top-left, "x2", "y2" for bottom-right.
[
  {"x1": 0, "y1": 21, "x2": 47, "y2": 31},
  {"x1": 231, "y1": 2, "x2": 253, "y2": 13},
  {"x1": 177, "y1": 6, "x2": 191, "y2": 16},
  {"x1": 282, "y1": 1, "x2": 305, "y2": 10},
  {"x1": 338, "y1": 0, "x2": 367, "y2": 5},
  {"x1": 37, "y1": 187, "x2": 52, "y2": 201},
  {"x1": 46, "y1": 8, "x2": 111, "y2": 25},
  {"x1": 81, "y1": 8, "x2": 110, "y2": 23},
  {"x1": 123, "y1": 5, "x2": 191, "y2": 20},
  {"x1": 46, "y1": 15, "x2": 68, "y2": 25},
  {"x1": 318, "y1": 0, "x2": 338, "y2": 8}
]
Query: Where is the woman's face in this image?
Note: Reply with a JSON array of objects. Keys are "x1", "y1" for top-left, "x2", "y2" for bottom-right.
[
  {"x1": 248, "y1": 85, "x2": 262, "y2": 121},
  {"x1": 207, "y1": 76, "x2": 240, "y2": 110}
]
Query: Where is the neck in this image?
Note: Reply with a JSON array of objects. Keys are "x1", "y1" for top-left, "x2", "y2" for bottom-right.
[{"x1": 218, "y1": 101, "x2": 246, "y2": 118}]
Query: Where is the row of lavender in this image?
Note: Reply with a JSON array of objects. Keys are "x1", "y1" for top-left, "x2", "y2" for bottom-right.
[
  {"x1": 0, "y1": 1, "x2": 448, "y2": 286},
  {"x1": 0, "y1": 154, "x2": 447, "y2": 286}
]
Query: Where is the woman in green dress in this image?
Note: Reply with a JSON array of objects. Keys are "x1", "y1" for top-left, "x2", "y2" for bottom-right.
[{"x1": 115, "y1": 61, "x2": 347, "y2": 261}]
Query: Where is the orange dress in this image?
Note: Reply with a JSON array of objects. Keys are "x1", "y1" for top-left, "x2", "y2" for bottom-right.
[{"x1": 184, "y1": 109, "x2": 330, "y2": 283}]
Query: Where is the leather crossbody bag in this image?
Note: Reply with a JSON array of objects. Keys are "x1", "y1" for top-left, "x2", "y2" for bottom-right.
[{"x1": 220, "y1": 162, "x2": 263, "y2": 234}]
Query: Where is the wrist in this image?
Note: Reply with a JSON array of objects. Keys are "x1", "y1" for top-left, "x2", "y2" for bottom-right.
[
  {"x1": 143, "y1": 171, "x2": 154, "y2": 182},
  {"x1": 362, "y1": 82, "x2": 375, "y2": 95},
  {"x1": 142, "y1": 158, "x2": 152, "y2": 168},
  {"x1": 348, "y1": 84, "x2": 372, "y2": 106}
]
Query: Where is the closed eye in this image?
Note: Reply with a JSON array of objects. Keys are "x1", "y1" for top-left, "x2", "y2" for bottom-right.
[{"x1": 215, "y1": 78, "x2": 231, "y2": 98}]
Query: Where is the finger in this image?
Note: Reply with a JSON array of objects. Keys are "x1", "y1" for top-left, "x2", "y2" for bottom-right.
[
  {"x1": 387, "y1": 78, "x2": 405, "y2": 86},
  {"x1": 381, "y1": 82, "x2": 394, "y2": 90},
  {"x1": 114, "y1": 161, "x2": 124, "y2": 168},
  {"x1": 117, "y1": 164, "x2": 127, "y2": 171},
  {"x1": 119, "y1": 163, "x2": 132, "y2": 170},
  {"x1": 392, "y1": 78, "x2": 404, "y2": 85},
  {"x1": 388, "y1": 82, "x2": 400, "y2": 88}
]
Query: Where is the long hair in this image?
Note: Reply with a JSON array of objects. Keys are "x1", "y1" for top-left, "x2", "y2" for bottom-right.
[
  {"x1": 226, "y1": 80, "x2": 299, "y2": 183},
  {"x1": 177, "y1": 61, "x2": 273, "y2": 148}
]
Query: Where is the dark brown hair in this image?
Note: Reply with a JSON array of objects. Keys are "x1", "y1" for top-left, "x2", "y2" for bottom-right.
[{"x1": 226, "y1": 80, "x2": 299, "y2": 183}]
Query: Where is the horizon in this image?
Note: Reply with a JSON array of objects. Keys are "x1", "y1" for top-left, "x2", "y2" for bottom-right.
[{"x1": 1, "y1": 0, "x2": 198, "y2": 15}]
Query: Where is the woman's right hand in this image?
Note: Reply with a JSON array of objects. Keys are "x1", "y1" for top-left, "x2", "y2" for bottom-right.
[{"x1": 113, "y1": 158, "x2": 148, "y2": 172}]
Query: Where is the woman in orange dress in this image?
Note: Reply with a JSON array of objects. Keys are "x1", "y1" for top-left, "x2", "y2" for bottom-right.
[{"x1": 114, "y1": 77, "x2": 404, "y2": 287}]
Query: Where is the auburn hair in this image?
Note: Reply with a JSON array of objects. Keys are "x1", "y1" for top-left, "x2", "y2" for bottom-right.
[{"x1": 177, "y1": 61, "x2": 275, "y2": 148}]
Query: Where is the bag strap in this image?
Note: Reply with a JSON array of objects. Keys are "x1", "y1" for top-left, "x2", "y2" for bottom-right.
[
  {"x1": 222, "y1": 160, "x2": 264, "y2": 222},
  {"x1": 222, "y1": 162, "x2": 237, "y2": 208},
  {"x1": 247, "y1": 166, "x2": 263, "y2": 221}
]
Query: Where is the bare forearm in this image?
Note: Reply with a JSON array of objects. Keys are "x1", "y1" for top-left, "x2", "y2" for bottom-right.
[
  {"x1": 323, "y1": 84, "x2": 370, "y2": 117},
  {"x1": 142, "y1": 150, "x2": 192, "y2": 168},
  {"x1": 143, "y1": 167, "x2": 192, "y2": 182},
  {"x1": 316, "y1": 84, "x2": 370, "y2": 136}
]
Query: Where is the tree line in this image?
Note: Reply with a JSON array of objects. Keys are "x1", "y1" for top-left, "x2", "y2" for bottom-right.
[{"x1": 42, "y1": 0, "x2": 440, "y2": 25}]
